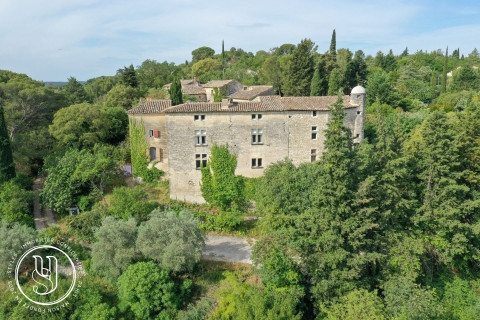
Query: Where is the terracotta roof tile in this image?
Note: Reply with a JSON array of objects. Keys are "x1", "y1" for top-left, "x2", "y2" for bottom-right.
[
  {"x1": 127, "y1": 100, "x2": 172, "y2": 114},
  {"x1": 164, "y1": 95, "x2": 355, "y2": 113},
  {"x1": 202, "y1": 80, "x2": 235, "y2": 88}
]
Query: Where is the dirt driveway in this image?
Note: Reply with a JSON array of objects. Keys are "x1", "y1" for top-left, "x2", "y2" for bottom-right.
[{"x1": 202, "y1": 235, "x2": 254, "y2": 264}]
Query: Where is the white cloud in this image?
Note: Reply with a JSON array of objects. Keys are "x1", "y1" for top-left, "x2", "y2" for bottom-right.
[{"x1": 0, "y1": 0, "x2": 478, "y2": 80}]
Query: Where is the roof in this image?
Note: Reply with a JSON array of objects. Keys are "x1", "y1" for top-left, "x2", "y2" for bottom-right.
[
  {"x1": 127, "y1": 100, "x2": 172, "y2": 114},
  {"x1": 351, "y1": 86, "x2": 366, "y2": 94},
  {"x1": 228, "y1": 86, "x2": 273, "y2": 100},
  {"x1": 164, "y1": 80, "x2": 206, "y2": 95},
  {"x1": 202, "y1": 80, "x2": 236, "y2": 88},
  {"x1": 164, "y1": 95, "x2": 355, "y2": 113}
]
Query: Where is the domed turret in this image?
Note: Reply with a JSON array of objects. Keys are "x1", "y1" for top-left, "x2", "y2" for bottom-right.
[
  {"x1": 350, "y1": 86, "x2": 366, "y2": 142},
  {"x1": 351, "y1": 85, "x2": 366, "y2": 95}
]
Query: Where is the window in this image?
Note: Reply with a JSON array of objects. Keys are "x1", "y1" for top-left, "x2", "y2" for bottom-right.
[
  {"x1": 195, "y1": 129, "x2": 207, "y2": 145},
  {"x1": 252, "y1": 158, "x2": 263, "y2": 168},
  {"x1": 258, "y1": 114, "x2": 262, "y2": 119},
  {"x1": 252, "y1": 114, "x2": 263, "y2": 120},
  {"x1": 195, "y1": 154, "x2": 207, "y2": 169},
  {"x1": 149, "y1": 147, "x2": 157, "y2": 161},
  {"x1": 311, "y1": 149, "x2": 317, "y2": 163},
  {"x1": 357, "y1": 111, "x2": 361, "y2": 115},
  {"x1": 194, "y1": 115, "x2": 199, "y2": 121},
  {"x1": 251, "y1": 129, "x2": 263, "y2": 144},
  {"x1": 201, "y1": 114, "x2": 206, "y2": 120},
  {"x1": 153, "y1": 130, "x2": 160, "y2": 138},
  {"x1": 252, "y1": 114, "x2": 256, "y2": 120},
  {"x1": 312, "y1": 126, "x2": 318, "y2": 140},
  {"x1": 149, "y1": 130, "x2": 154, "y2": 137},
  {"x1": 313, "y1": 111, "x2": 317, "y2": 117},
  {"x1": 194, "y1": 114, "x2": 206, "y2": 121}
]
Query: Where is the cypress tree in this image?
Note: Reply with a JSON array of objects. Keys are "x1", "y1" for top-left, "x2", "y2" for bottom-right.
[
  {"x1": 441, "y1": 47, "x2": 448, "y2": 93},
  {"x1": 325, "y1": 29, "x2": 338, "y2": 74},
  {"x1": 310, "y1": 69, "x2": 322, "y2": 96},
  {"x1": 169, "y1": 78, "x2": 183, "y2": 106},
  {"x1": 0, "y1": 106, "x2": 15, "y2": 183}
]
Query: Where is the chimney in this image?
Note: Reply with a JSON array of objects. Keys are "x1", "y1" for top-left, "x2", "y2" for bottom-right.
[
  {"x1": 146, "y1": 97, "x2": 152, "y2": 101},
  {"x1": 221, "y1": 98, "x2": 232, "y2": 108},
  {"x1": 193, "y1": 76, "x2": 198, "y2": 85}
]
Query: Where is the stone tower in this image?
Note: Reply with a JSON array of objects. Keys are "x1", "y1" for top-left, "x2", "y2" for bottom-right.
[{"x1": 350, "y1": 85, "x2": 366, "y2": 142}]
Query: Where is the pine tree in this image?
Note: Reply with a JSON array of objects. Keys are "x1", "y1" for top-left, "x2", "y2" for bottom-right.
[
  {"x1": 383, "y1": 50, "x2": 397, "y2": 72},
  {"x1": 311, "y1": 56, "x2": 329, "y2": 96},
  {"x1": 63, "y1": 77, "x2": 90, "y2": 105},
  {"x1": 441, "y1": 47, "x2": 448, "y2": 93},
  {"x1": 118, "y1": 65, "x2": 138, "y2": 88},
  {"x1": 344, "y1": 50, "x2": 368, "y2": 90},
  {"x1": 0, "y1": 106, "x2": 15, "y2": 183},
  {"x1": 327, "y1": 68, "x2": 343, "y2": 95},
  {"x1": 169, "y1": 78, "x2": 183, "y2": 106},
  {"x1": 283, "y1": 38, "x2": 315, "y2": 96},
  {"x1": 401, "y1": 47, "x2": 409, "y2": 57}
]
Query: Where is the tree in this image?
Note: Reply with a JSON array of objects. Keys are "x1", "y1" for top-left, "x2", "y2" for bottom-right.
[
  {"x1": 325, "y1": 29, "x2": 338, "y2": 74},
  {"x1": 169, "y1": 78, "x2": 183, "y2": 106},
  {"x1": 117, "y1": 64, "x2": 138, "y2": 88},
  {"x1": 310, "y1": 56, "x2": 329, "y2": 96},
  {"x1": 366, "y1": 70, "x2": 399, "y2": 106},
  {"x1": 191, "y1": 46, "x2": 215, "y2": 61},
  {"x1": 323, "y1": 289, "x2": 386, "y2": 320},
  {"x1": 200, "y1": 143, "x2": 244, "y2": 211},
  {"x1": 401, "y1": 47, "x2": 409, "y2": 57},
  {"x1": 108, "y1": 186, "x2": 159, "y2": 221},
  {"x1": 91, "y1": 216, "x2": 137, "y2": 283},
  {"x1": 283, "y1": 38, "x2": 315, "y2": 96},
  {"x1": 441, "y1": 47, "x2": 448, "y2": 93},
  {"x1": 136, "y1": 60, "x2": 177, "y2": 90},
  {"x1": 84, "y1": 76, "x2": 117, "y2": 103},
  {"x1": 0, "y1": 223, "x2": 37, "y2": 279},
  {"x1": 49, "y1": 103, "x2": 110, "y2": 149},
  {"x1": 260, "y1": 56, "x2": 283, "y2": 95},
  {"x1": 63, "y1": 77, "x2": 90, "y2": 105},
  {"x1": 0, "y1": 106, "x2": 15, "y2": 183},
  {"x1": 40, "y1": 149, "x2": 85, "y2": 213},
  {"x1": 72, "y1": 144, "x2": 122, "y2": 205},
  {"x1": 344, "y1": 50, "x2": 368, "y2": 90},
  {"x1": 117, "y1": 261, "x2": 192, "y2": 320},
  {"x1": 103, "y1": 84, "x2": 139, "y2": 110},
  {"x1": 191, "y1": 58, "x2": 222, "y2": 77},
  {"x1": 452, "y1": 66, "x2": 479, "y2": 91},
  {"x1": 328, "y1": 68, "x2": 343, "y2": 95},
  {"x1": 103, "y1": 106, "x2": 128, "y2": 145},
  {"x1": 0, "y1": 180, "x2": 34, "y2": 226},
  {"x1": 136, "y1": 209, "x2": 204, "y2": 272},
  {"x1": 383, "y1": 49, "x2": 397, "y2": 72}
]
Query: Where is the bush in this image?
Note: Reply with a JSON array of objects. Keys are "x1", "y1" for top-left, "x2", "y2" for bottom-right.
[
  {"x1": 0, "y1": 223, "x2": 37, "y2": 279},
  {"x1": 108, "y1": 186, "x2": 159, "y2": 221},
  {"x1": 65, "y1": 209, "x2": 104, "y2": 242},
  {"x1": 91, "y1": 216, "x2": 137, "y2": 283},
  {"x1": 323, "y1": 289, "x2": 387, "y2": 320},
  {"x1": 136, "y1": 209, "x2": 204, "y2": 273},
  {"x1": 0, "y1": 180, "x2": 34, "y2": 226},
  {"x1": 117, "y1": 261, "x2": 192, "y2": 319},
  {"x1": 192, "y1": 210, "x2": 243, "y2": 233}
]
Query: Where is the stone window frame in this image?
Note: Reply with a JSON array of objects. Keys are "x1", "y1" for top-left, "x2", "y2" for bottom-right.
[
  {"x1": 149, "y1": 147, "x2": 157, "y2": 161},
  {"x1": 194, "y1": 129, "x2": 207, "y2": 146},
  {"x1": 311, "y1": 126, "x2": 318, "y2": 140},
  {"x1": 195, "y1": 153, "x2": 208, "y2": 169},
  {"x1": 251, "y1": 128, "x2": 263, "y2": 144},
  {"x1": 251, "y1": 158, "x2": 263, "y2": 168},
  {"x1": 311, "y1": 149, "x2": 317, "y2": 163}
]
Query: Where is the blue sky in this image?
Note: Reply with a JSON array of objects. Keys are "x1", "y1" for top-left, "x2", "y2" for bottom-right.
[{"x1": 1, "y1": 0, "x2": 479, "y2": 81}]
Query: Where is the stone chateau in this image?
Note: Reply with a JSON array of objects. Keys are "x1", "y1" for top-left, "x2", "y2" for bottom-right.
[{"x1": 127, "y1": 85, "x2": 366, "y2": 203}]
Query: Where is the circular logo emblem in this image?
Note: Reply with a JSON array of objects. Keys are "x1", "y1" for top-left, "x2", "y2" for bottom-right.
[{"x1": 15, "y1": 245, "x2": 77, "y2": 306}]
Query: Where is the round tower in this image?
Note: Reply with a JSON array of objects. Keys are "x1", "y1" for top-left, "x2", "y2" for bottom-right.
[{"x1": 350, "y1": 86, "x2": 366, "y2": 142}]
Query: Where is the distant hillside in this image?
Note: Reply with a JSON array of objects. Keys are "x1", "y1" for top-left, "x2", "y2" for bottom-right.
[{"x1": 44, "y1": 81, "x2": 85, "y2": 87}]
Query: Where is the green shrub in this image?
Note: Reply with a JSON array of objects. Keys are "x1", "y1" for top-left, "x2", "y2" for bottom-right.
[
  {"x1": 0, "y1": 180, "x2": 34, "y2": 226},
  {"x1": 108, "y1": 186, "x2": 159, "y2": 221}
]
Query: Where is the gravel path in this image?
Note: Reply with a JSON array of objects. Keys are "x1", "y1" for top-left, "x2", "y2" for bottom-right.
[
  {"x1": 202, "y1": 235, "x2": 253, "y2": 264},
  {"x1": 33, "y1": 178, "x2": 57, "y2": 231}
]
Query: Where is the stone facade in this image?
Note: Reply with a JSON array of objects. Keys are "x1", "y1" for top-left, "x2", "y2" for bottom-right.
[{"x1": 127, "y1": 87, "x2": 366, "y2": 203}]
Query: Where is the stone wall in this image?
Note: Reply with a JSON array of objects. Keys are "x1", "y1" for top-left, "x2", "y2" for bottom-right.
[
  {"x1": 166, "y1": 111, "x2": 289, "y2": 203},
  {"x1": 129, "y1": 113, "x2": 169, "y2": 173}
]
